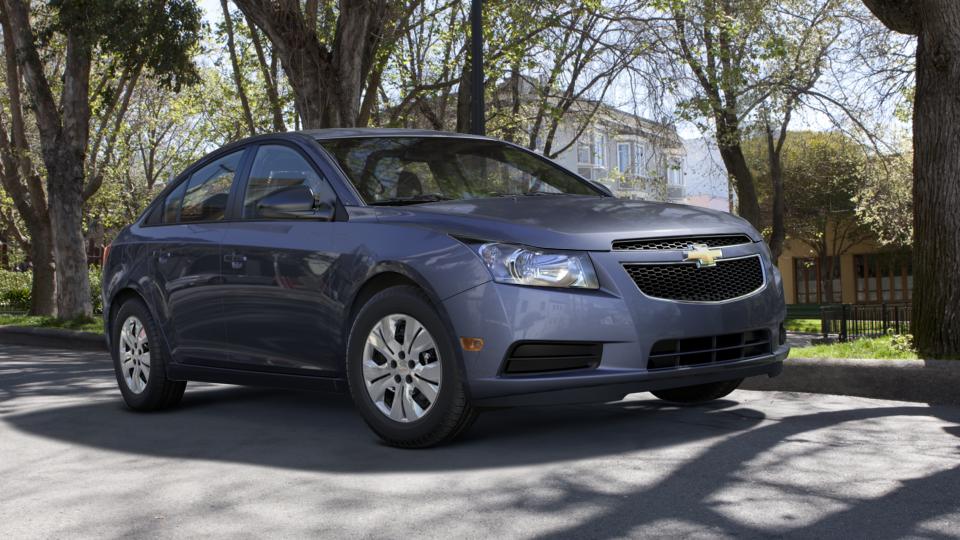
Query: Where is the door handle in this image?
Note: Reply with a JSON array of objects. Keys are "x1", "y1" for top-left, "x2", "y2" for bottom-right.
[
  {"x1": 224, "y1": 252, "x2": 247, "y2": 270},
  {"x1": 156, "y1": 251, "x2": 171, "y2": 264}
]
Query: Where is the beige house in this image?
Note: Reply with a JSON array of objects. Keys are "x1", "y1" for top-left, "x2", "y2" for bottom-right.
[{"x1": 777, "y1": 235, "x2": 913, "y2": 305}]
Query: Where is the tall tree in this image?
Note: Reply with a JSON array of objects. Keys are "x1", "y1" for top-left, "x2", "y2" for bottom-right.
[
  {"x1": 861, "y1": 0, "x2": 960, "y2": 358},
  {"x1": 1, "y1": 0, "x2": 201, "y2": 318},
  {"x1": 0, "y1": 5, "x2": 55, "y2": 314}
]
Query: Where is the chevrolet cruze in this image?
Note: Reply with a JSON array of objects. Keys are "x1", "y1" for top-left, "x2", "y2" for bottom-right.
[{"x1": 102, "y1": 129, "x2": 789, "y2": 447}]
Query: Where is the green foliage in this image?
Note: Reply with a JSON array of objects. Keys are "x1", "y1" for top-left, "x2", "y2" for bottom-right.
[
  {"x1": 47, "y1": 0, "x2": 203, "y2": 90},
  {"x1": 0, "y1": 314, "x2": 104, "y2": 334},
  {"x1": 0, "y1": 268, "x2": 103, "y2": 314},
  {"x1": 784, "y1": 318, "x2": 821, "y2": 333},
  {"x1": 855, "y1": 145, "x2": 913, "y2": 246},
  {"x1": 794, "y1": 335, "x2": 919, "y2": 360},
  {"x1": 888, "y1": 333, "x2": 915, "y2": 355},
  {"x1": 745, "y1": 130, "x2": 873, "y2": 251},
  {"x1": 0, "y1": 271, "x2": 32, "y2": 311}
]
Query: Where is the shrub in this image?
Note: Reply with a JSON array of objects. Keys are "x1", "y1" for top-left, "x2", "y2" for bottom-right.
[
  {"x1": 0, "y1": 271, "x2": 32, "y2": 311},
  {"x1": 0, "y1": 268, "x2": 104, "y2": 314},
  {"x1": 889, "y1": 333, "x2": 916, "y2": 355}
]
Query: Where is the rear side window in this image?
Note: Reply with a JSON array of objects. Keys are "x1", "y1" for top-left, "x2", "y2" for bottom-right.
[
  {"x1": 241, "y1": 145, "x2": 336, "y2": 219},
  {"x1": 179, "y1": 151, "x2": 243, "y2": 222}
]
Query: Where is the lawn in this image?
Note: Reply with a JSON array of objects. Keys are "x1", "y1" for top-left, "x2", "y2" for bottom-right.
[
  {"x1": 792, "y1": 335, "x2": 918, "y2": 360},
  {"x1": 784, "y1": 318, "x2": 821, "y2": 333},
  {"x1": 0, "y1": 314, "x2": 104, "y2": 334}
]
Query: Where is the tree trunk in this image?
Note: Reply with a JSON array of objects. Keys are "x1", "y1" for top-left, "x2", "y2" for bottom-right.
[
  {"x1": 222, "y1": 0, "x2": 256, "y2": 136},
  {"x1": 28, "y1": 224, "x2": 57, "y2": 316},
  {"x1": 910, "y1": 1, "x2": 960, "y2": 358},
  {"x1": 766, "y1": 129, "x2": 786, "y2": 264},
  {"x1": 47, "y1": 156, "x2": 92, "y2": 319},
  {"x1": 246, "y1": 14, "x2": 285, "y2": 132},
  {"x1": 716, "y1": 142, "x2": 762, "y2": 229},
  {"x1": 234, "y1": 0, "x2": 386, "y2": 129},
  {"x1": 455, "y1": 57, "x2": 472, "y2": 133}
]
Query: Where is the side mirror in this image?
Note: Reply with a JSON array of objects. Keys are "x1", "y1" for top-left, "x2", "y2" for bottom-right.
[
  {"x1": 256, "y1": 185, "x2": 334, "y2": 220},
  {"x1": 590, "y1": 180, "x2": 615, "y2": 197}
]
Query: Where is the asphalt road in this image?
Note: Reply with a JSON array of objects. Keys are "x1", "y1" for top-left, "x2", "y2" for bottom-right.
[{"x1": 2, "y1": 344, "x2": 959, "y2": 539}]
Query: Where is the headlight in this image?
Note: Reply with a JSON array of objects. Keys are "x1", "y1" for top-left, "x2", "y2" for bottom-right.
[{"x1": 473, "y1": 242, "x2": 599, "y2": 289}]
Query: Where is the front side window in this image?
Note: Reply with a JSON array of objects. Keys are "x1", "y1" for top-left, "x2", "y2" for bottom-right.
[
  {"x1": 242, "y1": 145, "x2": 337, "y2": 219},
  {"x1": 162, "y1": 181, "x2": 187, "y2": 223},
  {"x1": 321, "y1": 137, "x2": 600, "y2": 205},
  {"x1": 179, "y1": 151, "x2": 243, "y2": 222}
]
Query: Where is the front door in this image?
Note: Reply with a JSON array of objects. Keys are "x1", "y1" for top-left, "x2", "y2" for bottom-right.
[
  {"x1": 151, "y1": 149, "x2": 247, "y2": 364},
  {"x1": 219, "y1": 143, "x2": 344, "y2": 375}
]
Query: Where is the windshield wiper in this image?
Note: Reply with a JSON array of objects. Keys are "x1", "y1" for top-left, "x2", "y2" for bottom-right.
[{"x1": 370, "y1": 194, "x2": 457, "y2": 206}]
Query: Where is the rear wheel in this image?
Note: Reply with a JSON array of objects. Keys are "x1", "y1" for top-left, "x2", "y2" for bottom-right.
[
  {"x1": 111, "y1": 298, "x2": 186, "y2": 411},
  {"x1": 346, "y1": 286, "x2": 477, "y2": 448},
  {"x1": 651, "y1": 378, "x2": 743, "y2": 404}
]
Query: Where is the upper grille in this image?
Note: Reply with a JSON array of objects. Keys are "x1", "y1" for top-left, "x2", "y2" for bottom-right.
[
  {"x1": 623, "y1": 255, "x2": 764, "y2": 302},
  {"x1": 612, "y1": 235, "x2": 752, "y2": 251}
]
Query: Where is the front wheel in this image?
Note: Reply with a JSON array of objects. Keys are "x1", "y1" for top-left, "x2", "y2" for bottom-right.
[
  {"x1": 346, "y1": 286, "x2": 477, "y2": 448},
  {"x1": 651, "y1": 378, "x2": 743, "y2": 404},
  {"x1": 111, "y1": 298, "x2": 186, "y2": 411}
]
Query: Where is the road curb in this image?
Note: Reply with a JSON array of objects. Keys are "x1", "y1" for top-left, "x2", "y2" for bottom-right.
[
  {"x1": 741, "y1": 356, "x2": 960, "y2": 406},
  {"x1": 0, "y1": 326, "x2": 106, "y2": 351}
]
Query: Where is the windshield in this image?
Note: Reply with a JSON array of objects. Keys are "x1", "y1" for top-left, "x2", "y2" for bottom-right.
[{"x1": 319, "y1": 136, "x2": 602, "y2": 205}]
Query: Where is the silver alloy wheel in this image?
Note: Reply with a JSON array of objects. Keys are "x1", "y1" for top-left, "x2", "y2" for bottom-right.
[
  {"x1": 119, "y1": 315, "x2": 150, "y2": 394},
  {"x1": 362, "y1": 313, "x2": 442, "y2": 423}
]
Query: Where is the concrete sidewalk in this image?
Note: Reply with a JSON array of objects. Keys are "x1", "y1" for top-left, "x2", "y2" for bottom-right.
[{"x1": 2, "y1": 344, "x2": 959, "y2": 538}]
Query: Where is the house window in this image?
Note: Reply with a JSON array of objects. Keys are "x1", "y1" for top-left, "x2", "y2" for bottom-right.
[
  {"x1": 634, "y1": 143, "x2": 646, "y2": 176},
  {"x1": 594, "y1": 132, "x2": 606, "y2": 168},
  {"x1": 577, "y1": 140, "x2": 591, "y2": 165},
  {"x1": 667, "y1": 160, "x2": 683, "y2": 185},
  {"x1": 854, "y1": 253, "x2": 912, "y2": 303},
  {"x1": 617, "y1": 143, "x2": 631, "y2": 173},
  {"x1": 794, "y1": 256, "x2": 841, "y2": 304}
]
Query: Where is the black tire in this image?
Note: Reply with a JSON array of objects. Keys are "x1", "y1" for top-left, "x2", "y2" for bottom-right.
[
  {"x1": 346, "y1": 285, "x2": 477, "y2": 448},
  {"x1": 111, "y1": 298, "x2": 186, "y2": 411},
  {"x1": 651, "y1": 378, "x2": 743, "y2": 404}
]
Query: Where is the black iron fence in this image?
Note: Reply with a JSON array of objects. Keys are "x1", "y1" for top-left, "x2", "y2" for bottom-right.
[{"x1": 820, "y1": 303, "x2": 912, "y2": 342}]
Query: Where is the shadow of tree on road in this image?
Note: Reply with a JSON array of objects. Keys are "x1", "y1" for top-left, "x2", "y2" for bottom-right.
[{"x1": 3, "y1": 345, "x2": 959, "y2": 537}]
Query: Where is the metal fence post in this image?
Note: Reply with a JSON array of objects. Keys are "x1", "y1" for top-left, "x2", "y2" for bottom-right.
[{"x1": 840, "y1": 304, "x2": 849, "y2": 342}]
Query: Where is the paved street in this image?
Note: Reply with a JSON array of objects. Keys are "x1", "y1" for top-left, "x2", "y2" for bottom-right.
[{"x1": 1, "y1": 344, "x2": 959, "y2": 539}]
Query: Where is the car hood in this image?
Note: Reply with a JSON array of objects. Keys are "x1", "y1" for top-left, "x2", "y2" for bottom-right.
[{"x1": 363, "y1": 195, "x2": 760, "y2": 251}]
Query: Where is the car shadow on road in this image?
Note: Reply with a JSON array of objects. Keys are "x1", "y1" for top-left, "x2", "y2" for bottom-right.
[{"x1": 4, "y1": 346, "x2": 960, "y2": 536}]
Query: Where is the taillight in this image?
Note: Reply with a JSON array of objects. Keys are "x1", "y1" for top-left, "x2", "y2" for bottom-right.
[{"x1": 101, "y1": 243, "x2": 111, "y2": 267}]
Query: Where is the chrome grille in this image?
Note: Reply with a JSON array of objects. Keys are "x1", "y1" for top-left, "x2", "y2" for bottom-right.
[
  {"x1": 623, "y1": 255, "x2": 764, "y2": 302},
  {"x1": 612, "y1": 235, "x2": 752, "y2": 251}
]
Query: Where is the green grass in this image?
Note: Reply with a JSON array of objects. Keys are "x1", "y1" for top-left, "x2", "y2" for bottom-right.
[
  {"x1": 792, "y1": 335, "x2": 918, "y2": 360},
  {"x1": 0, "y1": 314, "x2": 104, "y2": 334},
  {"x1": 784, "y1": 318, "x2": 821, "y2": 333}
]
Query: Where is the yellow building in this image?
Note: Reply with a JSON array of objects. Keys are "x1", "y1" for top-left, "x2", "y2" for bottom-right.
[{"x1": 777, "y1": 236, "x2": 913, "y2": 306}]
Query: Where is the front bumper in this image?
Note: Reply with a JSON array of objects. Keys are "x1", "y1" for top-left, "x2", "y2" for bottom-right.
[{"x1": 441, "y1": 243, "x2": 787, "y2": 406}]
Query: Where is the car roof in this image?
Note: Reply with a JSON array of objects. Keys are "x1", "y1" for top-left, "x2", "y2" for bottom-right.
[{"x1": 301, "y1": 128, "x2": 492, "y2": 141}]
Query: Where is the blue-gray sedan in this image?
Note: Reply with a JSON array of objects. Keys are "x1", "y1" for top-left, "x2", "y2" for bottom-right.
[{"x1": 102, "y1": 129, "x2": 788, "y2": 447}]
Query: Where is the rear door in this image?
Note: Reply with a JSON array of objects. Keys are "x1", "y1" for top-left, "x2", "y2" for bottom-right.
[
  {"x1": 150, "y1": 149, "x2": 247, "y2": 364},
  {"x1": 219, "y1": 143, "x2": 344, "y2": 375}
]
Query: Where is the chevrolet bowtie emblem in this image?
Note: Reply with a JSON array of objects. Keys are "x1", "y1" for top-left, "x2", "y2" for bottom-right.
[{"x1": 683, "y1": 243, "x2": 723, "y2": 268}]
